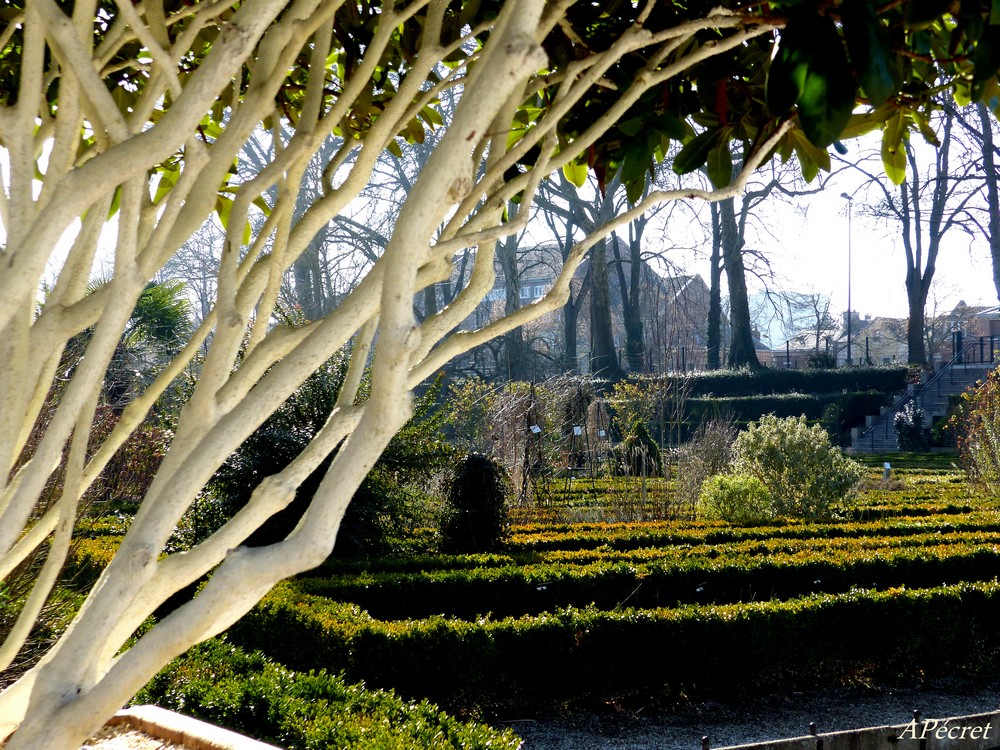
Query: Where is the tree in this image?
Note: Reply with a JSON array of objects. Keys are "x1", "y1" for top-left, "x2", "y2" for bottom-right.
[
  {"x1": 777, "y1": 291, "x2": 837, "y2": 352},
  {"x1": 975, "y1": 103, "x2": 1000, "y2": 303},
  {"x1": 852, "y1": 107, "x2": 979, "y2": 363},
  {"x1": 533, "y1": 174, "x2": 627, "y2": 379},
  {"x1": 0, "y1": 0, "x2": 995, "y2": 746}
]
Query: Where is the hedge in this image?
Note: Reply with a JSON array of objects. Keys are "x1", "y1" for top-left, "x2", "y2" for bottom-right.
[
  {"x1": 505, "y1": 511, "x2": 995, "y2": 553},
  {"x1": 290, "y1": 535, "x2": 1000, "y2": 618},
  {"x1": 685, "y1": 391, "x2": 888, "y2": 424},
  {"x1": 635, "y1": 367, "x2": 908, "y2": 398},
  {"x1": 135, "y1": 638, "x2": 521, "y2": 749},
  {"x1": 227, "y1": 581, "x2": 1000, "y2": 712}
]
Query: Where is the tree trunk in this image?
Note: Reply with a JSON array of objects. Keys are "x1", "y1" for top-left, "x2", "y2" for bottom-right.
[
  {"x1": 720, "y1": 199, "x2": 761, "y2": 370},
  {"x1": 589, "y1": 238, "x2": 624, "y2": 380},
  {"x1": 610, "y1": 235, "x2": 645, "y2": 372},
  {"x1": 978, "y1": 103, "x2": 1000, "y2": 303},
  {"x1": 563, "y1": 298, "x2": 581, "y2": 373},
  {"x1": 707, "y1": 203, "x2": 723, "y2": 370},
  {"x1": 293, "y1": 237, "x2": 327, "y2": 321},
  {"x1": 496, "y1": 235, "x2": 530, "y2": 380},
  {"x1": 906, "y1": 272, "x2": 928, "y2": 365}
]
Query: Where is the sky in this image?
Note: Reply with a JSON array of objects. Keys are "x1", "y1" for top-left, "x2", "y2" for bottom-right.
[
  {"x1": 653, "y1": 134, "x2": 1000, "y2": 348},
  {"x1": 769, "y1": 186, "x2": 996, "y2": 319}
]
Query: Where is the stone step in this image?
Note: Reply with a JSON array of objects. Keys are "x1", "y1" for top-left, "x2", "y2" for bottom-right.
[{"x1": 851, "y1": 362, "x2": 995, "y2": 453}]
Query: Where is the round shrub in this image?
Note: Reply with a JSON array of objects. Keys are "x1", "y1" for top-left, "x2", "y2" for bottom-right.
[
  {"x1": 440, "y1": 453, "x2": 510, "y2": 553},
  {"x1": 894, "y1": 399, "x2": 928, "y2": 451},
  {"x1": 697, "y1": 473, "x2": 773, "y2": 524},
  {"x1": 610, "y1": 420, "x2": 663, "y2": 477},
  {"x1": 733, "y1": 414, "x2": 863, "y2": 520}
]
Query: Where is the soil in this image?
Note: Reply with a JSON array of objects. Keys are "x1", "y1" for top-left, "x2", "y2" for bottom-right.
[
  {"x1": 83, "y1": 726, "x2": 184, "y2": 750},
  {"x1": 506, "y1": 676, "x2": 1000, "y2": 749}
]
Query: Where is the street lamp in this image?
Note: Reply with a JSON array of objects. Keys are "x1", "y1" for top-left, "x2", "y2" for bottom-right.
[{"x1": 841, "y1": 192, "x2": 853, "y2": 366}]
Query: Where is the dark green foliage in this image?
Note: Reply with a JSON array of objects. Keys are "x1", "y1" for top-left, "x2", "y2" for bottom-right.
[
  {"x1": 807, "y1": 351, "x2": 837, "y2": 369},
  {"x1": 222, "y1": 462, "x2": 1000, "y2": 713},
  {"x1": 734, "y1": 414, "x2": 863, "y2": 519},
  {"x1": 645, "y1": 367, "x2": 907, "y2": 398},
  {"x1": 766, "y1": 8, "x2": 856, "y2": 146},
  {"x1": 229, "y1": 580, "x2": 1000, "y2": 712},
  {"x1": 687, "y1": 390, "x2": 889, "y2": 427},
  {"x1": 697, "y1": 474, "x2": 773, "y2": 524},
  {"x1": 959, "y1": 368, "x2": 1000, "y2": 496},
  {"x1": 610, "y1": 421, "x2": 663, "y2": 476},
  {"x1": 440, "y1": 454, "x2": 510, "y2": 554},
  {"x1": 211, "y1": 352, "x2": 451, "y2": 556},
  {"x1": 277, "y1": 526, "x2": 1000, "y2": 620},
  {"x1": 821, "y1": 392, "x2": 892, "y2": 447},
  {"x1": 134, "y1": 638, "x2": 521, "y2": 749}
]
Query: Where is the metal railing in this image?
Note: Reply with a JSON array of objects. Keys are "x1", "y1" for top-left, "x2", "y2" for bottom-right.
[{"x1": 857, "y1": 338, "x2": 996, "y2": 451}]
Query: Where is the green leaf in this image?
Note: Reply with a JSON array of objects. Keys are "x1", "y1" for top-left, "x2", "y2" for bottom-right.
[
  {"x1": 911, "y1": 111, "x2": 940, "y2": 146},
  {"x1": 795, "y1": 16, "x2": 857, "y2": 147},
  {"x1": 107, "y1": 185, "x2": 122, "y2": 220},
  {"x1": 652, "y1": 114, "x2": 688, "y2": 141},
  {"x1": 766, "y1": 10, "x2": 856, "y2": 146},
  {"x1": 617, "y1": 117, "x2": 645, "y2": 137},
  {"x1": 766, "y1": 32, "x2": 806, "y2": 115},
  {"x1": 625, "y1": 177, "x2": 645, "y2": 204},
  {"x1": 841, "y1": 0, "x2": 900, "y2": 107},
  {"x1": 562, "y1": 159, "x2": 589, "y2": 188},
  {"x1": 705, "y1": 144, "x2": 733, "y2": 188},
  {"x1": 152, "y1": 166, "x2": 180, "y2": 205},
  {"x1": 839, "y1": 109, "x2": 890, "y2": 140},
  {"x1": 992, "y1": 0, "x2": 1000, "y2": 25},
  {"x1": 672, "y1": 129, "x2": 720, "y2": 175},
  {"x1": 789, "y1": 129, "x2": 829, "y2": 182},
  {"x1": 973, "y1": 25, "x2": 1000, "y2": 97},
  {"x1": 766, "y1": 8, "x2": 824, "y2": 116},
  {"x1": 905, "y1": 0, "x2": 952, "y2": 29},
  {"x1": 216, "y1": 196, "x2": 252, "y2": 245},
  {"x1": 619, "y1": 140, "x2": 650, "y2": 185},
  {"x1": 881, "y1": 115, "x2": 907, "y2": 185}
]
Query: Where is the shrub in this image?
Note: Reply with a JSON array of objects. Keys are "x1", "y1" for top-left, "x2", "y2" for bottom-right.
[
  {"x1": 610, "y1": 420, "x2": 663, "y2": 477},
  {"x1": 135, "y1": 638, "x2": 521, "y2": 749},
  {"x1": 697, "y1": 474, "x2": 774, "y2": 524},
  {"x1": 733, "y1": 414, "x2": 863, "y2": 519},
  {"x1": 211, "y1": 352, "x2": 451, "y2": 556},
  {"x1": 441, "y1": 377, "x2": 498, "y2": 453},
  {"x1": 440, "y1": 454, "x2": 510, "y2": 554},
  {"x1": 676, "y1": 417, "x2": 737, "y2": 512},
  {"x1": 958, "y1": 370, "x2": 1000, "y2": 497},
  {"x1": 894, "y1": 400, "x2": 928, "y2": 451}
]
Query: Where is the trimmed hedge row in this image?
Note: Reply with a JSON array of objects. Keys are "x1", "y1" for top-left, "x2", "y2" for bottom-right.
[
  {"x1": 506, "y1": 511, "x2": 996, "y2": 553},
  {"x1": 134, "y1": 638, "x2": 521, "y2": 749},
  {"x1": 227, "y1": 580, "x2": 1000, "y2": 713},
  {"x1": 291, "y1": 538, "x2": 1000, "y2": 618},
  {"x1": 685, "y1": 391, "x2": 887, "y2": 423},
  {"x1": 640, "y1": 367, "x2": 908, "y2": 397}
]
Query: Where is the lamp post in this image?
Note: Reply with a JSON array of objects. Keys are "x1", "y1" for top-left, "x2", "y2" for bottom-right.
[{"x1": 841, "y1": 192, "x2": 853, "y2": 366}]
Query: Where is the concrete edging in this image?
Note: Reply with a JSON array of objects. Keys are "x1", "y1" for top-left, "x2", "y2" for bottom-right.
[
  {"x1": 716, "y1": 709, "x2": 1000, "y2": 750},
  {"x1": 108, "y1": 705, "x2": 282, "y2": 750}
]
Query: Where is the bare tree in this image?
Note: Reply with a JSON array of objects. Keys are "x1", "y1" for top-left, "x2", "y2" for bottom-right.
[{"x1": 854, "y1": 107, "x2": 980, "y2": 363}]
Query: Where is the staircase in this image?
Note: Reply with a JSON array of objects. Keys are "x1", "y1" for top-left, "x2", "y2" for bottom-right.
[{"x1": 851, "y1": 340, "x2": 997, "y2": 453}]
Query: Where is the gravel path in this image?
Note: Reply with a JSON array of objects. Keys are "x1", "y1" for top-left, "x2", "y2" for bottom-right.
[{"x1": 506, "y1": 677, "x2": 1000, "y2": 749}]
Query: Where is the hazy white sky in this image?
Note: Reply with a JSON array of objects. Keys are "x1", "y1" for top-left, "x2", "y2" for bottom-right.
[
  {"x1": 656, "y1": 133, "x2": 999, "y2": 341},
  {"x1": 768, "y1": 185, "x2": 995, "y2": 319}
]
